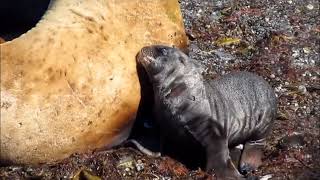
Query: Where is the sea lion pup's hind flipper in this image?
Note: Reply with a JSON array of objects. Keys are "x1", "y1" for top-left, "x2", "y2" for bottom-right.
[
  {"x1": 239, "y1": 139, "x2": 266, "y2": 175},
  {"x1": 184, "y1": 116, "x2": 243, "y2": 179},
  {"x1": 124, "y1": 139, "x2": 161, "y2": 157},
  {"x1": 229, "y1": 144, "x2": 244, "y2": 169}
]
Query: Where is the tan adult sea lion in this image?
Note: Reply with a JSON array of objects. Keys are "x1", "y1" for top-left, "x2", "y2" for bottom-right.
[{"x1": 0, "y1": 0, "x2": 188, "y2": 165}]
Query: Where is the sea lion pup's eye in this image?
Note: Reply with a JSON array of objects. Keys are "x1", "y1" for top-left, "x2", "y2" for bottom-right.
[
  {"x1": 179, "y1": 56, "x2": 186, "y2": 65},
  {"x1": 152, "y1": 46, "x2": 169, "y2": 57},
  {"x1": 160, "y1": 56, "x2": 168, "y2": 62},
  {"x1": 162, "y1": 49, "x2": 168, "y2": 56}
]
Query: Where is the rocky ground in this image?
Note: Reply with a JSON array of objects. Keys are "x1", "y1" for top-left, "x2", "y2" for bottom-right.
[
  {"x1": 181, "y1": 0, "x2": 319, "y2": 179},
  {"x1": 1, "y1": 0, "x2": 319, "y2": 179}
]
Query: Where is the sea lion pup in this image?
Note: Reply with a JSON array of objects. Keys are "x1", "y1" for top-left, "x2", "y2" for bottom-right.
[{"x1": 136, "y1": 45, "x2": 277, "y2": 179}]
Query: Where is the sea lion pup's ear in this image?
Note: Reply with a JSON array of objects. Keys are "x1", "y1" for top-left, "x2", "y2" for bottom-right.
[
  {"x1": 180, "y1": 47, "x2": 190, "y2": 55},
  {"x1": 172, "y1": 45, "x2": 205, "y2": 73},
  {"x1": 192, "y1": 60, "x2": 205, "y2": 72},
  {"x1": 170, "y1": 45, "x2": 204, "y2": 73},
  {"x1": 172, "y1": 45, "x2": 189, "y2": 55}
]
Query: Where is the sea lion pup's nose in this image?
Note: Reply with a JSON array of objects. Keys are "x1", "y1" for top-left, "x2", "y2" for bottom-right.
[
  {"x1": 137, "y1": 47, "x2": 154, "y2": 65},
  {"x1": 141, "y1": 45, "x2": 170, "y2": 57},
  {"x1": 139, "y1": 46, "x2": 154, "y2": 57},
  {"x1": 138, "y1": 45, "x2": 165, "y2": 65}
]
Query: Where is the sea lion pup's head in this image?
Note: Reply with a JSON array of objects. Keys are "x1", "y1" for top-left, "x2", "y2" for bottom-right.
[{"x1": 137, "y1": 45, "x2": 201, "y2": 84}]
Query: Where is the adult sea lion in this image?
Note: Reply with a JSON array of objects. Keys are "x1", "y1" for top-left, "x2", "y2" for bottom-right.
[
  {"x1": 136, "y1": 45, "x2": 277, "y2": 179},
  {"x1": 0, "y1": 0, "x2": 188, "y2": 165}
]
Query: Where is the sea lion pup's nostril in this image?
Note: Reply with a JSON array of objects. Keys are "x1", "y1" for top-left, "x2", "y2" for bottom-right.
[
  {"x1": 139, "y1": 46, "x2": 169, "y2": 62},
  {"x1": 140, "y1": 47, "x2": 156, "y2": 58}
]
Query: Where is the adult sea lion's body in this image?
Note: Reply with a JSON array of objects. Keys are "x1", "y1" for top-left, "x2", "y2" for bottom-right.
[{"x1": 136, "y1": 45, "x2": 277, "y2": 179}]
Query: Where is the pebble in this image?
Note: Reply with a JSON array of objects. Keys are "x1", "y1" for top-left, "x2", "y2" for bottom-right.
[
  {"x1": 117, "y1": 156, "x2": 134, "y2": 169},
  {"x1": 213, "y1": 1, "x2": 223, "y2": 8},
  {"x1": 196, "y1": 9, "x2": 203, "y2": 17},
  {"x1": 264, "y1": 17, "x2": 270, "y2": 23},
  {"x1": 298, "y1": 85, "x2": 307, "y2": 94},
  {"x1": 292, "y1": 49, "x2": 300, "y2": 57},
  {"x1": 278, "y1": 132, "x2": 306, "y2": 150},
  {"x1": 135, "y1": 160, "x2": 144, "y2": 171},
  {"x1": 303, "y1": 47, "x2": 311, "y2": 54},
  {"x1": 306, "y1": 4, "x2": 314, "y2": 10},
  {"x1": 260, "y1": 174, "x2": 273, "y2": 180},
  {"x1": 8, "y1": 167, "x2": 21, "y2": 171},
  {"x1": 270, "y1": 74, "x2": 276, "y2": 79}
]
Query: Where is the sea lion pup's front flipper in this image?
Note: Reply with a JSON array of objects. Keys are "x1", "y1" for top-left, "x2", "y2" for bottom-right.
[{"x1": 184, "y1": 116, "x2": 243, "y2": 179}]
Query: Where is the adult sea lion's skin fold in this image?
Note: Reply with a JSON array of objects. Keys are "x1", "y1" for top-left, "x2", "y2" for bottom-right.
[{"x1": 137, "y1": 45, "x2": 277, "y2": 179}]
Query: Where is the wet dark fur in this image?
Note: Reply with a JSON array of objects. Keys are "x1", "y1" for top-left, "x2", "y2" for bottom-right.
[{"x1": 136, "y1": 45, "x2": 277, "y2": 179}]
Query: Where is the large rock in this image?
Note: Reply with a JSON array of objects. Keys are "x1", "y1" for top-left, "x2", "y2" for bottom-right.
[{"x1": 0, "y1": 0, "x2": 188, "y2": 164}]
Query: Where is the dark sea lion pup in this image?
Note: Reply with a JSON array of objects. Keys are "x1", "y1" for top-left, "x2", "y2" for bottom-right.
[{"x1": 136, "y1": 45, "x2": 277, "y2": 179}]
